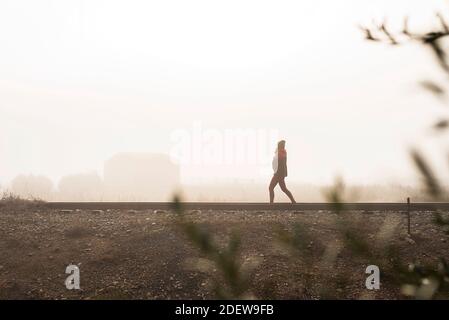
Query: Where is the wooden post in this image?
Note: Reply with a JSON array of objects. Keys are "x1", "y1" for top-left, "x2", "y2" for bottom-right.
[{"x1": 407, "y1": 197, "x2": 411, "y2": 235}]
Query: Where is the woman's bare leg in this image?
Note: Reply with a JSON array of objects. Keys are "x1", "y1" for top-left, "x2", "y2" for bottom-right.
[
  {"x1": 279, "y1": 178, "x2": 296, "y2": 203},
  {"x1": 269, "y1": 175, "x2": 279, "y2": 203}
]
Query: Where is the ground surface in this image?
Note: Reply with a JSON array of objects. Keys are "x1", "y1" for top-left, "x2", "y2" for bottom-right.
[{"x1": 0, "y1": 207, "x2": 448, "y2": 300}]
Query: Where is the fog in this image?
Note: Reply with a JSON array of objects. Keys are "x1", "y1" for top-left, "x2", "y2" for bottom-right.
[
  {"x1": 2, "y1": 0, "x2": 449, "y2": 201},
  {"x1": 0, "y1": 151, "x2": 436, "y2": 202}
]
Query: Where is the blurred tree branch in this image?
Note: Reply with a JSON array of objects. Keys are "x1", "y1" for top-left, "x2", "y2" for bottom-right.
[{"x1": 361, "y1": 14, "x2": 449, "y2": 73}]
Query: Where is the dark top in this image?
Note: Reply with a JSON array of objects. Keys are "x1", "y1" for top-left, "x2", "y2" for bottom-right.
[{"x1": 275, "y1": 150, "x2": 288, "y2": 178}]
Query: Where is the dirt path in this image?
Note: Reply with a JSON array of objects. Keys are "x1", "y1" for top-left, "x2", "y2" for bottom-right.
[{"x1": 0, "y1": 208, "x2": 447, "y2": 299}]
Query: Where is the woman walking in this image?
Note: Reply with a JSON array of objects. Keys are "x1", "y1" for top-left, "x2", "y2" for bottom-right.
[{"x1": 269, "y1": 140, "x2": 296, "y2": 203}]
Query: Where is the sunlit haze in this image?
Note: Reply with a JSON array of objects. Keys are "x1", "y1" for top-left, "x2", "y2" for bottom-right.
[{"x1": 2, "y1": 0, "x2": 449, "y2": 200}]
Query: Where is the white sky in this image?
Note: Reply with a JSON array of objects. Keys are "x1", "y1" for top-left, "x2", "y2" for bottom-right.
[{"x1": 2, "y1": 0, "x2": 449, "y2": 187}]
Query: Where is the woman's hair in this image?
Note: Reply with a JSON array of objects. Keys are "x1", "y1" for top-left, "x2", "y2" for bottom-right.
[{"x1": 277, "y1": 140, "x2": 286, "y2": 151}]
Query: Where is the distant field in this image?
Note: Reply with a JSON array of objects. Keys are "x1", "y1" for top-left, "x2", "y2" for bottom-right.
[{"x1": 0, "y1": 208, "x2": 447, "y2": 299}]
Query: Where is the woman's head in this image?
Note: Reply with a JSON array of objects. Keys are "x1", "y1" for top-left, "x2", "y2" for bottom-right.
[{"x1": 277, "y1": 140, "x2": 286, "y2": 151}]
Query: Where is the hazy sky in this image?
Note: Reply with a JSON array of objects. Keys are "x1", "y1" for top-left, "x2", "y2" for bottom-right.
[{"x1": 2, "y1": 0, "x2": 449, "y2": 187}]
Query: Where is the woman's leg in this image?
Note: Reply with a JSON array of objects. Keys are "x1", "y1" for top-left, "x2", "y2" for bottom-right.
[
  {"x1": 269, "y1": 175, "x2": 279, "y2": 203},
  {"x1": 279, "y1": 178, "x2": 296, "y2": 203}
]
